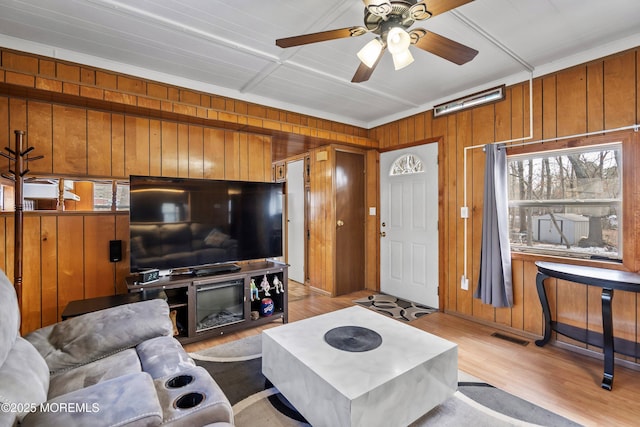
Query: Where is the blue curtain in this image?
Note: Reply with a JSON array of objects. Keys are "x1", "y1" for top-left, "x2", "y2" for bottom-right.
[{"x1": 475, "y1": 144, "x2": 513, "y2": 307}]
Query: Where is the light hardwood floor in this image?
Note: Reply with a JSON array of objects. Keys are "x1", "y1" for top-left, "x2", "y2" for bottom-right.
[{"x1": 185, "y1": 282, "x2": 640, "y2": 426}]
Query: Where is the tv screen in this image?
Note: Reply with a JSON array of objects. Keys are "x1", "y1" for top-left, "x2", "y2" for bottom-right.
[{"x1": 129, "y1": 175, "x2": 283, "y2": 273}]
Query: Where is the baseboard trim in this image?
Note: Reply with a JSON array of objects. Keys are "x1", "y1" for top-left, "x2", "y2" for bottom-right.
[
  {"x1": 444, "y1": 309, "x2": 540, "y2": 341},
  {"x1": 444, "y1": 309, "x2": 640, "y2": 372},
  {"x1": 551, "y1": 340, "x2": 640, "y2": 372},
  {"x1": 309, "y1": 286, "x2": 332, "y2": 296}
]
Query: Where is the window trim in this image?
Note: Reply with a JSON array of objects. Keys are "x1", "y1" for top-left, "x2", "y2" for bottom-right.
[{"x1": 506, "y1": 141, "x2": 622, "y2": 261}]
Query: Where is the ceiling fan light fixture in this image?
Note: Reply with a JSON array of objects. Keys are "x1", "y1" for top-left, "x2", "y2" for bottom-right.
[
  {"x1": 386, "y1": 26, "x2": 411, "y2": 55},
  {"x1": 392, "y1": 49, "x2": 414, "y2": 70},
  {"x1": 357, "y1": 38, "x2": 383, "y2": 68}
]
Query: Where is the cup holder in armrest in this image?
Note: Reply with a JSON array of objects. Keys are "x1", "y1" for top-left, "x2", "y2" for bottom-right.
[
  {"x1": 174, "y1": 392, "x2": 205, "y2": 409},
  {"x1": 154, "y1": 367, "x2": 233, "y2": 423},
  {"x1": 166, "y1": 374, "x2": 194, "y2": 388}
]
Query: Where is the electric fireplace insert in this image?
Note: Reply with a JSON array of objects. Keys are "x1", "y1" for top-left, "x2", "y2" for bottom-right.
[{"x1": 195, "y1": 279, "x2": 244, "y2": 332}]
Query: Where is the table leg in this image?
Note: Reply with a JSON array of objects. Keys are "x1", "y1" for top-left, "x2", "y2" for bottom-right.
[
  {"x1": 601, "y1": 288, "x2": 614, "y2": 390},
  {"x1": 535, "y1": 272, "x2": 552, "y2": 347}
]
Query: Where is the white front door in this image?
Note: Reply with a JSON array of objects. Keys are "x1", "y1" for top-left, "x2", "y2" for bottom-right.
[
  {"x1": 380, "y1": 144, "x2": 439, "y2": 308},
  {"x1": 286, "y1": 159, "x2": 305, "y2": 283}
]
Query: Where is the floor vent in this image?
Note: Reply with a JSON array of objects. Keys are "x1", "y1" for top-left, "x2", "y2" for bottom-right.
[{"x1": 491, "y1": 332, "x2": 529, "y2": 346}]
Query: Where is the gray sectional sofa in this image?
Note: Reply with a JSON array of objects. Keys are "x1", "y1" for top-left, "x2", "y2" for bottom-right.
[{"x1": 0, "y1": 269, "x2": 234, "y2": 427}]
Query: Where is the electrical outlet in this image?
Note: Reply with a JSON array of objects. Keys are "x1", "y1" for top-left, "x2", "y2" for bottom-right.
[
  {"x1": 461, "y1": 275, "x2": 469, "y2": 290},
  {"x1": 460, "y1": 206, "x2": 469, "y2": 218}
]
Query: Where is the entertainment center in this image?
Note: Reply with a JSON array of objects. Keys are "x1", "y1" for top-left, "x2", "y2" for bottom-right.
[
  {"x1": 126, "y1": 175, "x2": 288, "y2": 343},
  {"x1": 126, "y1": 260, "x2": 288, "y2": 343}
]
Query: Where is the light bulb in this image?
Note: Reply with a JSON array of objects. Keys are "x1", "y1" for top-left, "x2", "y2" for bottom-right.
[
  {"x1": 392, "y1": 49, "x2": 414, "y2": 70},
  {"x1": 357, "y1": 39, "x2": 383, "y2": 68},
  {"x1": 387, "y1": 27, "x2": 410, "y2": 55}
]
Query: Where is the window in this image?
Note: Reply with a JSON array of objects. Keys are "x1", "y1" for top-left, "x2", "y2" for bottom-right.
[
  {"x1": 390, "y1": 154, "x2": 424, "y2": 176},
  {"x1": 507, "y1": 143, "x2": 621, "y2": 261}
]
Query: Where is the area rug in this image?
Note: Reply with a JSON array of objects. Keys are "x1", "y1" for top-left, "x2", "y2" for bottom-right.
[
  {"x1": 189, "y1": 335, "x2": 582, "y2": 427},
  {"x1": 353, "y1": 294, "x2": 437, "y2": 322}
]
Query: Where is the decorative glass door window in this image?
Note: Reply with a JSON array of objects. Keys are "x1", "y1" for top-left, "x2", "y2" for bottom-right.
[{"x1": 390, "y1": 154, "x2": 424, "y2": 175}]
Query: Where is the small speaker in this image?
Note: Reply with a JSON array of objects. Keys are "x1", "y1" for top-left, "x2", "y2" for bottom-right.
[{"x1": 109, "y1": 240, "x2": 122, "y2": 262}]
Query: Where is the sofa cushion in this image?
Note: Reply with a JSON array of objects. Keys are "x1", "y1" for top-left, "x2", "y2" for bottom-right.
[
  {"x1": 0, "y1": 336, "x2": 50, "y2": 424},
  {"x1": 0, "y1": 270, "x2": 20, "y2": 367},
  {"x1": 21, "y1": 372, "x2": 163, "y2": 427},
  {"x1": 48, "y1": 348, "x2": 142, "y2": 399},
  {"x1": 26, "y1": 299, "x2": 173, "y2": 374},
  {"x1": 136, "y1": 336, "x2": 195, "y2": 379}
]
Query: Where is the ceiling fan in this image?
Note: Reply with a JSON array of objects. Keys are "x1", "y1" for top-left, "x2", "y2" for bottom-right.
[{"x1": 276, "y1": 0, "x2": 478, "y2": 83}]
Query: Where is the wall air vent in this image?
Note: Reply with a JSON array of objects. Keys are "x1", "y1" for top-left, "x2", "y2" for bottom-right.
[{"x1": 491, "y1": 332, "x2": 529, "y2": 346}]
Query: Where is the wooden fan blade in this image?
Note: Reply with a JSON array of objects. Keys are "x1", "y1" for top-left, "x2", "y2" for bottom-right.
[
  {"x1": 351, "y1": 47, "x2": 385, "y2": 83},
  {"x1": 412, "y1": 30, "x2": 478, "y2": 65},
  {"x1": 276, "y1": 26, "x2": 367, "y2": 48},
  {"x1": 423, "y1": 0, "x2": 474, "y2": 18}
]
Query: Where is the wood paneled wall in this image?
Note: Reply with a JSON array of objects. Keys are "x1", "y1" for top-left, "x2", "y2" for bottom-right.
[
  {"x1": 0, "y1": 92, "x2": 275, "y2": 334},
  {"x1": 0, "y1": 212, "x2": 130, "y2": 334},
  {"x1": 2, "y1": 41, "x2": 640, "y2": 366},
  {"x1": 0, "y1": 47, "x2": 372, "y2": 334},
  {"x1": 0, "y1": 98, "x2": 273, "y2": 180},
  {"x1": 369, "y1": 47, "x2": 640, "y2": 362},
  {"x1": 307, "y1": 147, "x2": 335, "y2": 295},
  {"x1": 0, "y1": 48, "x2": 374, "y2": 153}
]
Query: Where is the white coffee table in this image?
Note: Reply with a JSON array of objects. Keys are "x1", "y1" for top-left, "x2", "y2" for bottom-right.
[{"x1": 262, "y1": 305, "x2": 457, "y2": 427}]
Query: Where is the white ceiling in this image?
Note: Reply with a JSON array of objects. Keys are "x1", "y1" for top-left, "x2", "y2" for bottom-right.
[{"x1": 0, "y1": 0, "x2": 639, "y2": 128}]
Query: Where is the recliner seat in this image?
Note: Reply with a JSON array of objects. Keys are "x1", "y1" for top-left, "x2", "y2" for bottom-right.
[{"x1": 0, "y1": 269, "x2": 234, "y2": 427}]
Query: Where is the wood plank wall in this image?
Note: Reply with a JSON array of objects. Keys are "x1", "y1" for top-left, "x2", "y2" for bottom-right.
[
  {"x1": 0, "y1": 48, "x2": 373, "y2": 153},
  {"x1": 0, "y1": 93, "x2": 275, "y2": 334},
  {"x1": 307, "y1": 147, "x2": 335, "y2": 295},
  {"x1": 0, "y1": 47, "x2": 374, "y2": 335},
  {"x1": 369, "y1": 47, "x2": 640, "y2": 362},
  {"x1": 2, "y1": 42, "x2": 639, "y2": 367}
]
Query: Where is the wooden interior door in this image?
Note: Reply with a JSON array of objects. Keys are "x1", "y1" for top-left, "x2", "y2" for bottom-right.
[{"x1": 335, "y1": 150, "x2": 365, "y2": 295}]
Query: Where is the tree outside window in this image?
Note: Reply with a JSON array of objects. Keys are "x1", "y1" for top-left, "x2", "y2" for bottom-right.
[{"x1": 507, "y1": 143, "x2": 621, "y2": 261}]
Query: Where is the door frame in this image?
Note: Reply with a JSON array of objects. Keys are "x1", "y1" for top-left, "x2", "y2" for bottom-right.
[
  {"x1": 378, "y1": 137, "x2": 445, "y2": 310},
  {"x1": 286, "y1": 158, "x2": 305, "y2": 284},
  {"x1": 283, "y1": 153, "x2": 309, "y2": 285}
]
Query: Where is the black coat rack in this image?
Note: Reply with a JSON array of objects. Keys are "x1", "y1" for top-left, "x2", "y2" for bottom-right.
[{"x1": 1, "y1": 130, "x2": 43, "y2": 310}]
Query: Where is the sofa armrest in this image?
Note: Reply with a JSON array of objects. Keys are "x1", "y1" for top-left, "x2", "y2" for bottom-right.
[
  {"x1": 26, "y1": 299, "x2": 173, "y2": 374},
  {"x1": 21, "y1": 372, "x2": 163, "y2": 427},
  {"x1": 154, "y1": 366, "x2": 234, "y2": 426}
]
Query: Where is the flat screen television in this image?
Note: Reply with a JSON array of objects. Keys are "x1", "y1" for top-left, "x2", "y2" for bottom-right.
[{"x1": 129, "y1": 175, "x2": 283, "y2": 274}]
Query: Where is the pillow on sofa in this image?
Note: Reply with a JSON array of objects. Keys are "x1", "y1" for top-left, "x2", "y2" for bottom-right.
[{"x1": 204, "y1": 229, "x2": 230, "y2": 247}]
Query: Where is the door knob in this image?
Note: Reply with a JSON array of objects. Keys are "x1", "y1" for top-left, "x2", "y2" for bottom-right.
[
  {"x1": 381, "y1": 222, "x2": 386, "y2": 227},
  {"x1": 380, "y1": 231, "x2": 386, "y2": 237},
  {"x1": 337, "y1": 220, "x2": 344, "y2": 227}
]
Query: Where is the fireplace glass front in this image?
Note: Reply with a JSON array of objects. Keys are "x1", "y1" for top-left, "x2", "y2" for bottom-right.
[{"x1": 196, "y1": 279, "x2": 244, "y2": 332}]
